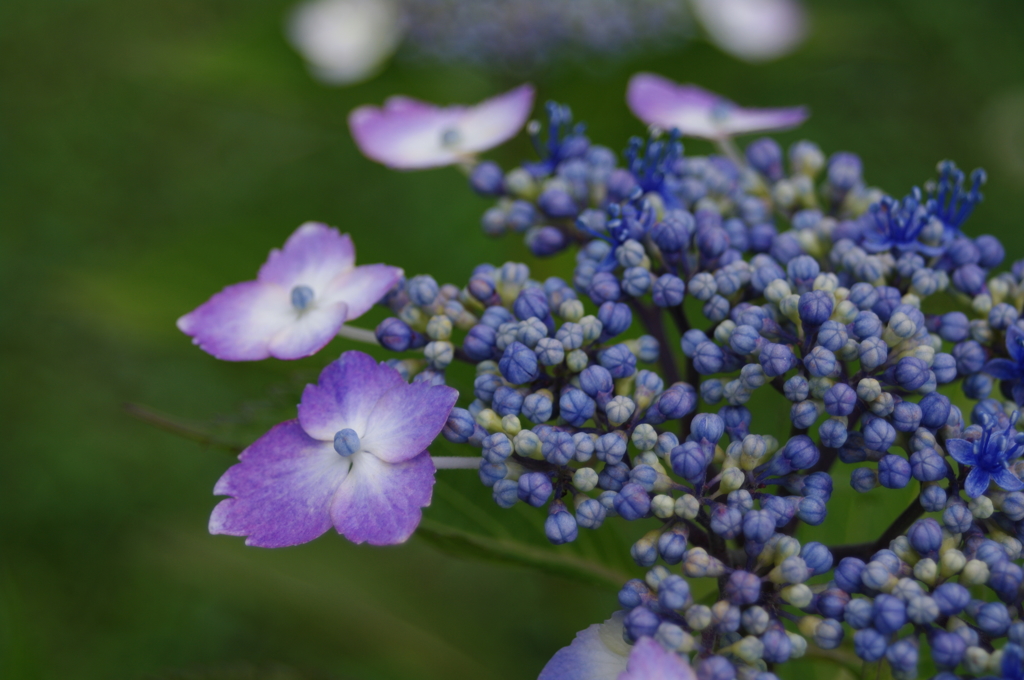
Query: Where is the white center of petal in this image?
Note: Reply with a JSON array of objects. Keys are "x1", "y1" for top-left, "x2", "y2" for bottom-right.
[
  {"x1": 440, "y1": 127, "x2": 462, "y2": 148},
  {"x1": 333, "y1": 428, "x2": 361, "y2": 457},
  {"x1": 291, "y1": 285, "x2": 315, "y2": 311},
  {"x1": 710, "y1": 102, "x2": 732, "y2": 122}
]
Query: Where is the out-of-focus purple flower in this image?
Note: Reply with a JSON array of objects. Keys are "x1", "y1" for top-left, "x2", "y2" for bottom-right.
[
  {"x1": 626, "y1": 73, "x2": 808, "y2": 140},
  {"x1": 690, "y1": 0, "x2": 807, "y2": 63},
  {"x1": 349, "y1": 84, "x2": 535, "y2": 169},
  {"x1": 209, "y1": 351, "x2": 457, "y2": 547},
  {"x1": 178, "y1": 223, "x2": 402, "y2": 361}
]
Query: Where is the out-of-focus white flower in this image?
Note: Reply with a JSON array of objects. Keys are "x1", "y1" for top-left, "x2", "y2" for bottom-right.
[
  {"x1": 287, "y1": 0, "x2": 404, "y2": 85},
  {"x1": 690, "y1": 0, "x2": 807, "y2": 62}
]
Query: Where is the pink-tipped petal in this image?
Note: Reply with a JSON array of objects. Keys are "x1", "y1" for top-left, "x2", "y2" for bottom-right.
[
  {"x1": 361, "y1": 381, "x2": 458, "y2": 463},
  {"x1": 539, "y1": 613, "x2": 630, "y2": 680},
  {"x1": 258, "y1": 222, "x2": 355, "y2": 288},
  {"x1": 298, "y1": 351, "x2": 406, "y2": 441},
  {"x1": 618, "y1": 637, "x2": 696, "y2": 680},
  {"x1": 692, "y1": 0, "x2": 807, "y2": 63},
  {"x1": 323, "y1": 263, "x2": 403, "y2": 320},
  {"x1": 178, "y1": 281, "x2": 297, "y2": 361},
  {"x1": 348, "y1": 84, "x2": 534, "y2": 169},
  {"x1": 209, "y1": 420, "x2": 349, "y2": 548},
  {"x1": 330, "y1": 449, "x2": 435, "y2": 545},
  {"x1": 458, "y1": 83, "x2": 536, "y2": 154},
  {"x1": 626, "y1": 72, "x2": 807, "y2": 139}
]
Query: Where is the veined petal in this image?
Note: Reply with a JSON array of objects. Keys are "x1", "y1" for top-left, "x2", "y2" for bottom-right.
[
  {"x1": 267, "y1": 300, "x2": 349, "y2": 360},
  {"x1": 691, "y1": 0, "x2": 807, "y2": 63},
  {"x1": 945, "y1": 438, "x2": 978, "y2": 466},
  {"x1": 964, "y1": 467, "x2": 992, "y2": 498},
  {"x1": 992, "y1": 466, "x2": 1024, "y2": 492},
  {"x1": 539, "y1": 613, "x2": 630, "y2": 680},
  {"x1": 330, "y1": 449, "x2": 435, "y2": 545},
  {"x1": 456, "y1": 83, "x2": 535, "y2": 154},
  {"x1": 210, "y1": 420, "x2": 349, "y2": 547},
  {"x1": 361, "y1": 381, "x2": 459, "y2": 463},
  {"x1": 983, "y1": 358, "x2": 1019, "y2": 381},
  {"x1": 178, "y1": 280, "x2": 296, "y2": 361},
  {"x1": 299, "y1": 351, "x2": 406, "y2": 441},
  {"x1": 323, "y1": 263, "x2": 403, "y2": 321},
  {"x1": 619, "y1": 637, "x2": 696, "y2": 680},
  {"x1": 258, "y1": 222, "x2": 356, "y2": 287}
]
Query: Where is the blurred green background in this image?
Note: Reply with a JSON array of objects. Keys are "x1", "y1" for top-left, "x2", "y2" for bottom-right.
[{"x1": 3, "y1": 1, "x2": 1024, "y2": 678}]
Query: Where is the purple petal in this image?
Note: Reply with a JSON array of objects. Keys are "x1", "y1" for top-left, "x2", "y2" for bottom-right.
[
  {"x1": 1007, "y1": 324, "x2": 1024, "y2": 363},
  {"x1": 210, "y1": 420, "x2": 348, "y2": 547},
  {"x1": 992, "y1": 466, "x2": 1024, "y2": 492},
  {"x1": 945, "y1": 438, "x2": 978, "y2": 466},
  {"x1": 257, "y1": 222, "x2": 355, "y2": 287},
  {"x1": 362, "y1": 381, "x2": 459, "y2": 463},
  {"x1": 299, "y1": 351, "x2": 407, "y2": 441},
  {"x1": 330, "y1": 449, "x2": 435, "y2": 545},
  {"x1": 691, "y1": 0, "x2": 807, "y2": 63},
  {"x1": 1013, "y1": 383, "x2": 1024, "y2": 408},
  {"x1": 983, "y1": 358, "x2": 1019, "y2": 381},
  {"x1": 539, "y1": 613, "x2": 630, "y2": 680},
  {"x1": 618, "y1": 638, "x2": 696, "y2": 680},
  {"x1": 322, "y1": 263, "x2": 403, "y2": 321},
  {"x1": 177, "y1": 280, "x2": 348, "y2": 361},
  {"x1": 626, "y1": 72, "x2": 806, "y2": 139},
  {"x1": 348, "y1": 84, "x2": 534, "y2": 169},
  {"x1": 964, "y1": 467, "x2": 991, "y2": 498}
]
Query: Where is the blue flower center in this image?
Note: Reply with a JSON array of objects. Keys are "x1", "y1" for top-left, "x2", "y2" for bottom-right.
[
  {"x1": 333, "y1": 428, "x2": 360, "y2": 457},
  {"x1": 291, "y1": 285, "x2": 315, "y2": 311},
  {"x1": 441, "y1": 128, "x2": 461, "y2": 148}
]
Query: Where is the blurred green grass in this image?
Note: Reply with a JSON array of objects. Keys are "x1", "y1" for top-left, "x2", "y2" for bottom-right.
[{"x1": 2, "y1": 0, "x2": 1024, "y2": 678}]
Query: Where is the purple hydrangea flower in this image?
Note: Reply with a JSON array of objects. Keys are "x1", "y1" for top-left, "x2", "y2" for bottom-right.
[
  {"x1": 945, "y1": 412, "x2": 1024, "y2": 498},
  {"x1": 539, "y1": 612, "x2": 696, "y2": 680},
  {"x1": 983, "y1": 324, "x2": 1024, "y2": 405},
  {"x1": 209, "y1": 351, "x2": 458, "y2": 547},
  {"x1": 626, "y1": 73, "x2": 807, "y2": 140},
  {"x1": 348, "y1": 84, "x2": 535, "y2": 169},
  {"x1": 178, "y1": 222, "x2": 402, "y2": 361}
]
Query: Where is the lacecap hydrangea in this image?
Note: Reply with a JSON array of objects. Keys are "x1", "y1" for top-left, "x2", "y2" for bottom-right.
[{"x1": 178, "y1": 74, "x2": 1024, "y2": 680}]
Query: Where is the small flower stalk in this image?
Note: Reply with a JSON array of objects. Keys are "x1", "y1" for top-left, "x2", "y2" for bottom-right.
[{"x1": 178, "y1": 75, "x2": 1024, "y2": 680}]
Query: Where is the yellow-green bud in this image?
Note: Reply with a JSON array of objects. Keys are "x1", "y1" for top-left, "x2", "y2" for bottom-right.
[
  {"x1": 501, "y1": 414, "x2": 521, "y2": 436},
  {"x1": 651, "y1": 494, "x2": 675, "y2": 519}
]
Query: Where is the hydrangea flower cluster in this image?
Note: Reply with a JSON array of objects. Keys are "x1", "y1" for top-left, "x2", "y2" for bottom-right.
[{"x1": 180, "y1": 75, "x2": 1024, "y2": 680}]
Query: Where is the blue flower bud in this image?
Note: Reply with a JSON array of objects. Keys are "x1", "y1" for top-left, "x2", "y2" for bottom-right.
[
  {"x1": 406, "y1": 275, "x2": 439, "y2": 306},
  {"x1": 817, "y1": 320, "x2": 848, "y2": 351},
  {"x1": 743, "y1": 509, "x2": 775, "y2": 543},
  {"x1": 834, "y1": 558, "x2": 866, "y2": 594},
  {"x1": 579, "y1": 365, "x2": 613, "y2": 397},
  {"x1": 469, "y1": 161, "x2": 504, "y2": 195},
  {"x1": 629, "y1": 465, "x2": 659, "y2": 493},
  {"x1": 710, "y1": 504, "x2": 743, "y2": 539},
  {"x1": 845, "y1": 598, "x2": 875, "y2": 629},
  {"x1": 499, "y1": 341, "x2": 539, "y2": 385},
  {"x1": 658, "y1": 574, "x2": 692, "y2": 610},
  {"x1": 932, "y1": 583, "x2": 969, "y2": 616},
  {"x1": 492, "y1": 479, "x2": 518, "y2": 508},
  {"x1": 891, "y1": 401, "x2": 922, "y2": 432},
  {"x1": 621, "y1": 266, "x2": 651, "y2": 297},
  {"x1": 989, "y1": 302, "x2": 1019, "y2": 330},
  {"x1": 680, "y1": 329, "x2": 709, "y2": 356},
  {"x1": 853, "y1": 628, "x2": 887, "y2": 662},
  {"x1": 575, "y1": 498, "x2": 606, "y2": 530},
  {"x1": 491, "y1": 386, "x2": 524, "y2": 417},
  {"x1": 689, "y1": 413, "x2": 723, "y2": 443},
  {"x1": 478, "y1": 460, "x2": 507, "y2": 486},
  {"x1": 697, "y1": 656, "x2": 736, "y2": 680},
  {"x1": 479, "y1": 306, "x2": 514, "y2": 330},
  {"x1": 799, "y1": 290, "x2": 834, "y2": 326},
  {"x1": 559, "y1": 388, "x2": 595, "y2": 426},
  {"x1": 595, "y1": 432, "x2": 627, "y2": 464},
  {"x1": 942, "y1": 503, "x2": 972, "y2": 534},
  {"x1": 746, "y1": 137, "x2": 784, "y2": 181},
  {"x1": 517, "y1": 472, "x2": 552, "y2": 507},
  {"x1": 762, "y1": 495, "x2": 797, "y2": 527},
  {"x1": 851, "y1": 311, "x2": 883, "y2": 341},
  {"x1": 614, "y1": 483, "x2": 651, "y2": 521},
  {"x1": 651, "y1": 213, "x2": 693, "y2": 252},
  {"x1": 906, "y1": 518, "x2": 943, "y2": 556},
  {"x1": 760, "y1": 342, "x2": 796, "y2": 377},
  {"x1": 376, "y1": 317, "x2": 421, "y2": 352},
  {"x1": 893, "y1": 356, "x2": 930, "y2": 391},
  {"x1": 657, "y1": 529, "x2": 689, "y2": 565},
  {"x1": 862, "y1": 417, "x2": 896, "y2": 452},
  {"x1": 597, "y1": 302, "x2": 632, "y2": 338},
  {"x1": 804, "y1": 346, "x2": 837, "y2": 378},
  {"x1": 724, "y1": 570, "x2": 761, "y2": 605},
  {"x1": 473, "y1": 373, "x2": 503, "y2": 403},
  {"x1": 885, "y1": 638, "x2": 918, "y2": 675},
  {"x1": 915, "y1": 392, "x2": 950, "y2": 430},
  {"x1": 908, "y1": 448, "x2": 945, "y2": 482},
  {"x1": 760, "y1": 628, "x2": 793, "y2": 664},
  {"x1": 525, "y1": 226, "x2": 568, "y2": 257},
  {"x1": 828, "y1": 152, "x2": 862, "y2": 191},
  {"x1": 850, "y1": 468, "x2": 878, "y2": 493},
  {"x1": 798, "y1": 497, "x2": 827, "y2": 525},
  {"x1": 818, "y1": 418, "x2": 848, "y2": 448},
  {"x1": 442, "y1": 407, "x2": 477, "y2": 444},
  {"x1": 587, "y1": 271, "x2": 620, "y2": 304},
  {"x1": 953, "y1": 339, "x2": 986, "y2": 375},
  {"x1": 623, "y1": 606, "x2": 660, "y2": 641},
  {"x1": 460, "y1": 324, "x2": 496, "y2": 362},
  {"x1": 598, "y1": 343, "x2": 636, "y2": 379},
  {"x1": 652, "y1": 274, "x2": 685, "y2": 307},
  {"x1": 617, "y1": 579, "x2": 650, "y2": 610},
  {"x1": 539, "y1": 430, "x2": 573, "y2": 466},
  {"x1": 988, "y1": 560, "x2": 1024, "y2": 601},
  {"x1": 814, "y1": 619, "x2": 844, "y2": 650},
  {"x1": 858, "y1": 337, "x2": 888, "y2": 371},
  {"x1": 696, "y1": 225, "x2": 730, "y2": 259},
  {"x1": 653, "y1": 387, "x2": 697, "y2": 423},
  {"x1": 878, "y1": 454, "x2": 911, "y2": 488},
  {"x1": 537, "y1": 186, "x2": 578, "y2": 218},
  {"x1": 670, "y1": 441, "x2": 711, "y2": 482},
  {"x1": 930, "y1": 631, "x2": 966, "y2": 668},
  {"x1": 920, "y1": 485, "x2": 947, "y2": 512},
  {"x1": 790, "y1": 401, "x2": 819, "y2": 429},
  {"x1": 952, "y1": 263, "x2": 986, "y2": 295},
  {"x1": 482, "y1": 432, "x2": 513, "y2": 463},
  {"x1": 821, "y1": 383, "x2": 855, "y2": 417},
  {"x1": 513, "y1": 288, "x2": 550, "y2": 324},
  {"x1": 937, "y1": 311, "x2": 969, "y2": 342},
  {"x1": 545, "y1": 503, "x2": 578, "y2": 545},
  {"x1": 598, "y1": 463, "x2": 630, "y2": 491},
  {"x1": 534, "y1": 337, "x2": 564, "y2": 367},
  {"x1": 521, "y1": 392, "x2": 553, "y2": 424},
  {"x1": 975, "y1": 601, "x2": 1012, "y2": 636}
]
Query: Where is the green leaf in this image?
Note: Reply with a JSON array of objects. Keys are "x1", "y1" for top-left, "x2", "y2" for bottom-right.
[{"x1": 415, "y1": 519, "x2": 633, "y2": 590}]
